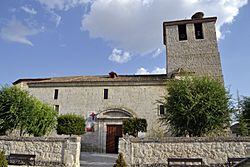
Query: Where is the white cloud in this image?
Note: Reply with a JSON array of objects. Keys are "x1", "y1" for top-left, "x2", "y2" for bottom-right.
[
  {"x1": 135, "y1": 68, "x2": 150, "y2": 75},
  {"x1": 152, "y1": 67, "x2": 166, "y2": 74},
  {"x1": 0, "y1": 17, "x2": 39, "y2": 46},
  {"x1": 49, "y1": 10, "x2": 62, "y2": 27},
  {"x1": 37, "y1": 0, "x2": 90, "y2": 27},
  {"x1": 21, "y1": 6, "x2": 37, "y2": 15},
  {"x1": 108, "y1": 48, "x2": 132, "y2": 64},
  {"x1": 135, "y1": 67, "x2": 166, "y2": 75},
  {"x1": 54, "y1": 15, "x2": 62, "y2": 27},
  {"x1": 152, "y1": 48, "x2": 162, "y2": 58},
  {"x1": 37, "y1": 0, "x2": 91, "y2": 11},
  {"x1": 81, "y1": 0, "x2": 248, "y2": 55}
]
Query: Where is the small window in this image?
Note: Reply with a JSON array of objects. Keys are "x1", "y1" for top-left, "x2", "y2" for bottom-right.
[
  {"x1": 54, "y1": 105, "x2": 59, "y2": 112},
  {"x1": 54, "y1": 89, "x2": 59, "y2": 99},
  {"x1": 104, "y1": 89, "x2": 108, "y2": 99},
  {"x1": 194, "y1": 23, "x2": 204, "y2": 39},
  {"x1": 178, "y1": 24, "x2": 187, "y2": 41},
  {"x1": 159, "y1": 105, "x2": 165, "y2": 115}
]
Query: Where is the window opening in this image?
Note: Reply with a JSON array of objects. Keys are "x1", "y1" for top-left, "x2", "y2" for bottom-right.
[
  {"x1": 54, "y1": 105, "x2": 59, "y2": 112},
  {"x1": 104, "y1": 89, "x2": 108, "y2": 99},
  {"x1": 194, "y1": 23, "x2": 204, "y2": 39},
  {"x1": 54, "y1": 89, "x2": 59, "y2": 99},
  {"x1": 159, "y1": 105, "x2": 165, "y2": 115},
  {"x1": 178, "y1": 24, "x2": 187, "y2": 41}
]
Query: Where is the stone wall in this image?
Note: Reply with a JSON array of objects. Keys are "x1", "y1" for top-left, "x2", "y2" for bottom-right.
[
  {"x1": 0, "y1": 136, "x2": 81, "y2": 167},
  {"x1": 119, "y1": 137, "x2": 250, "y2": 166}
]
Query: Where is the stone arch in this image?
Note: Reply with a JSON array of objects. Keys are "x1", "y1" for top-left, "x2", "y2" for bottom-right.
[{"x1": 97, "y1": 108, "x2": 135, "y2": 119}]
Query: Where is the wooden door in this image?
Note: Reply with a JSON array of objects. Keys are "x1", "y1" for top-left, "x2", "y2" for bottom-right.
[{"x1": 106, "y1": 125, "x2": 122, "y2": 153}]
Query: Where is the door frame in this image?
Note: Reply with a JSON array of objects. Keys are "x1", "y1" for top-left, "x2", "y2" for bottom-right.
[{"x1": 106, "y1": 124, "x2": 123, "y2": 153}]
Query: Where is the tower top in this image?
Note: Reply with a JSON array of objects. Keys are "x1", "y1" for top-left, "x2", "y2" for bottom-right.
[
  {"x1": 162, "y1": 12, "x2": 223, "y2": 81},
  {"x1": 163, "y1": 14, "x2": 217, "y2": 45}
]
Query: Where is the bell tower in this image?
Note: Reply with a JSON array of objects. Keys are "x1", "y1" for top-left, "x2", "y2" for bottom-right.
[{"x1": 163, "y1": 12, "x2": 223, "y2": 80}]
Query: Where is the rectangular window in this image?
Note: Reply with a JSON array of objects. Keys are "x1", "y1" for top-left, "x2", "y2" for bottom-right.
[
  {"x1": 54, "y1": 89, "x2": 59, "y2": 100},
  {"x1": 178, "y1": 24, "x2": 187, "y2": 41},
  {"x1": 104, "y1": 89, "x2": 108, "y2": 99},
  {"x1": 159, "y1": 105, "x2": 165, "y2": 115},
  {"x1": 194, "y1": 23, "x2": 204, "y2": 39},
  {"x1": 54, "y1": 105, "x2": 59, "y2": 112}
]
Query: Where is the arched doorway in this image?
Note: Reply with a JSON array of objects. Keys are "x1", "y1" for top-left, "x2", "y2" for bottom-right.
[{"x1": 97, "y1": 108, "x2": 134, "y2": 153}]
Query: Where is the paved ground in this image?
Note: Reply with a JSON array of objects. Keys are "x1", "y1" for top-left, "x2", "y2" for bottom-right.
[{"x1": 80, "y1": 152, "x2": 118, "y2": 167}]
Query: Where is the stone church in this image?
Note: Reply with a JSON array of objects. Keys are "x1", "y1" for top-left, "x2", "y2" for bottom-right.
[{"x1": 14, "y1": 12, "x2": 223, "y2": 153}]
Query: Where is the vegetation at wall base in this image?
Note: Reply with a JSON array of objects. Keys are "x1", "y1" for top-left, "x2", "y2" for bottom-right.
[
  {"x1": 238, "y1": 97, "x2": 250, "y2": 136},
  {"x1": 0, "y1": 151, "x2": 8, "y2": 167},
  {"x1": 57, "y1": 114, "x2": 85, "y2": 136},
  {"x1": 123, "y1": 118, "x2": 147, "y2": 137},
  {"x1": 0, "y1": 86, "x2": 58, "y2": 136},
  {"x1": 113, "y1": 153, "x2": 127, "y2": 167},
  {"x1": 160, "y1": 76, "x2": 231, "y2": 137}
]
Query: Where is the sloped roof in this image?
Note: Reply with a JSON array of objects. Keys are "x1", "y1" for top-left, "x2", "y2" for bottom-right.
[{"x1": 13, "y1": 74, "x2": 169, "y2": 85}]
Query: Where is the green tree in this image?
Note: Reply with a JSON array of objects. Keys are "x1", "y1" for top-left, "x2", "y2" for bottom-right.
[
  {"x1": 25, "y1": 99, "x2": 58, "y2": 137},
  {"x1": 113, "y1": 153, "x2": 127, "y2": 167},
  {"x1": 160, "y1": 76, "x2": 231, "y2": 137},
  {"x1": 0, "y1": 86, "x2": 34, "y2": 135},
  {"x1": 0, "y1": 86, "x2": 58, "y2": 136},
  {"x1": 123, "y1": 118, "x2": 147, "y2": 137},
  {"x1": 239, "y1": 97, "x2": 250, "y2": 136},
  {"x1": 57, "y1": 114, "x2": 85, "y2": 136}
]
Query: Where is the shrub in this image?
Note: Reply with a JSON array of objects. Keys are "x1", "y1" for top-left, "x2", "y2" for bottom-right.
[
  {"x1": 57, "y1": 114, "x2": 85, "y2": 136},
  {"x1": 113, "y1": 153, "x2": 127, "y2": 167},
  {"x1": 0, "y1": 151, "x2": 8, "y2": 167},
  {"x1": 123, "y1": 118, "x2": 147, "y2": 137}
]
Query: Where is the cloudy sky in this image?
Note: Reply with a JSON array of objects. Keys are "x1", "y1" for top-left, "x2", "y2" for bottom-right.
[{"x1": 0, "y1": 0, "x2": 249, "y2": 97}]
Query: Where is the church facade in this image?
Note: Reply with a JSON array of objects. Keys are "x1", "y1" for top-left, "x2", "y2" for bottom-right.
[{"x1": 14, "y1": 13, "x2": 223, "y2": 153}]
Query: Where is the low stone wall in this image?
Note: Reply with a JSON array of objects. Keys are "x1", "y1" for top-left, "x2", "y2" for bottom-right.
[
  {"x1": 0, "y1": 136, "x2": 81, "y2": 167},
  {"x1": 119, "y1": 137, "x2": 250, "y2": 166}
]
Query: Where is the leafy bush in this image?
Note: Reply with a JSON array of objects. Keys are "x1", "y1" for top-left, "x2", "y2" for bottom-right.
[
  {"x1": 123, "y1": 118, "x2": 147, "y2": 137},
  {"x1": 0, "y1": 86, "x2": 58, "y2": 136},
  {"x1": 57, "y1": 114, "x2": 85, "y2": 136},
  {"x1": 113, "y1": 153, "x2": 127, "y2": 167},
  {"x1": 0, "y1": 150, "x2": 8, "y2": 167},
  {"x1": 160, "y1": 76, "x2": 231, "y2": 137}
]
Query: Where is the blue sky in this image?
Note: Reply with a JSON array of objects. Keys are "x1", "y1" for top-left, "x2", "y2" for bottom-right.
[{"x1": 0, "y1": 0, "x2": 249, "y2": 98}]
